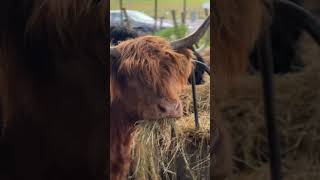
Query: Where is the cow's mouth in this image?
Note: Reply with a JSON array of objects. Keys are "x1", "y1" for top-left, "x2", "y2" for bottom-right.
[{"x1": 139, "y1": 117, "x2": 182, "y2": 123}]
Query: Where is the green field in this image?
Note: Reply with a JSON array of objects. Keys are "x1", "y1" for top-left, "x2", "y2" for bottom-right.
[{"x1": 110, "y1": 0, "x2": 209, "y2": 19}]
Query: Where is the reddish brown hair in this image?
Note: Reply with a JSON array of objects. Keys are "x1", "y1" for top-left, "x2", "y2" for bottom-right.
[
  {"x1": 212, "y1": 0, "x2": 270, "y2": 79},
  {"x1": 0, "y1": 1, "x2": 107, "y2": 179},
  {"x1": 111, "y1": 36, "x2": 194, "y2": 103}
]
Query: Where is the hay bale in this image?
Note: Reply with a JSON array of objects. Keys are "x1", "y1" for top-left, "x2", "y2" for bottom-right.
[
  {"x1": 222, "y1": 68, "x2": 320, "y2": 179},
  {"x1": 180, "y1": 79, "x2": 210, "y2": 115}
]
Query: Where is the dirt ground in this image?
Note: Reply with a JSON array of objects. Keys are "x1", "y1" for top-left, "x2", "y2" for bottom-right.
[{"x1": 216, "y1": 29, "x2": 320, "y2": 179}]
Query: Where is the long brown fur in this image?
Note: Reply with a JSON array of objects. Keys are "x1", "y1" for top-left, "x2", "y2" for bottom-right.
[
  {"x1": 212, "y1": 0, "x2": 271, "y2": 179},
  {"x1": 110, "y1": 36, "x2": 194, "y2": 180},
  {"x1": 212, "y1": 0, "x2": 269, "y2": 80},
  {"x1": 0, "y1": 1, "x2": 107, "y2": 179}
]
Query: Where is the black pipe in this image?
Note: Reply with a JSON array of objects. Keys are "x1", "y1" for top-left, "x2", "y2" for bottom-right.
[
  {"x1": 191, "y1": 68, "x2": 200, "y2": 129},
  {"x1": 278, "y1": 0, "x2": 320, "y2": 45},
  {"x1": 259, "y1": 31, "x2": 283, "y2": 180},
  {"x1": 190, "y1": 60, "x2": 210, "y2": 129},
  {"x1": 194, "y1": 60, "x2": 210, "y2": 75}
]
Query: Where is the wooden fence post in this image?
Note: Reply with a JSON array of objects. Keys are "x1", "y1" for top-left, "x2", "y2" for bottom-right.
[
  {"x1": 181, "y1": 12, "x2": 185, "y2": 24},
  {"x1": 171, "y1": 10, "x2": 178, "y2": 29},
  {"x1": 171, "y1": 10, "x2": 179, "y2": 38},
  {"x1": 204, "y1": 8, "x2": 209, "y2": 16},
  {"x1": 119, "y1": 0, "x2": 123, "y2": 25},
  {"x1": 121, "y1": 8, "x2": 131, "y2": 28},
  {"x1": 182, "y1": 0, "x2": 186, "y2": 24},
  {"x1": 154, "y1": 0, "x2": 158, "y2": 32}
]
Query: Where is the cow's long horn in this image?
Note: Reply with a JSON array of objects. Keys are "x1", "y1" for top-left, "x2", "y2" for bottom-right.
[
  {"x1": 171, "y1": 15, "x2": 210, "y2": 50},
  {"x1": 278, "y1": 0, "x2": 320, "y2": 45}
]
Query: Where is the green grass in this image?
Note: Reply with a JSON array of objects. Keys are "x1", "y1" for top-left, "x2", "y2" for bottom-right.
[
  {"x1": 155, "y1": 25, "x2": 210, "y2": 49},
  {"x1": 110, "y1": 0, "x2": 209, "y2": 18},
  {"x1": 155, "y1": 25, "x2": 188, "y2": 40}
]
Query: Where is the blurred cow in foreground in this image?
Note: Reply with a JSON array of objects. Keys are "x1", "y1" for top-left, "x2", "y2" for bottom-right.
[
  {"x1": 213, "y1": 0, "x2": 320, "y2": 179},
  {"x1": 0, "y1": 1, "x2": 107, "y2": 179}
]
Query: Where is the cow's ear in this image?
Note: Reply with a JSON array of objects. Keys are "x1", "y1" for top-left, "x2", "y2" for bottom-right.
[{"x1": 110, "y1": 47, "x2": 120, "y2": 77}]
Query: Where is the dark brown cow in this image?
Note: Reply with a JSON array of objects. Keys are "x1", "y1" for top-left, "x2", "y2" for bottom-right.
[
  {"x1": 109, "y1": 17, "x2": 210, "y2": 180},
  {"x1": 212, "y1": 0, "x2": 320, "y2": 179},
  {"x1": 0, "y1": 1, "x2": 107, "y2": 179},
  {"x1": 212, "y1": 0, "x2": 268, "y2": 179}
]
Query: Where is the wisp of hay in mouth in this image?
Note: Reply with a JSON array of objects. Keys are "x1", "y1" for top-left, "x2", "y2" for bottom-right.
[{"x1": 129, "y1": 80, "x2": 211, "y2": 180}]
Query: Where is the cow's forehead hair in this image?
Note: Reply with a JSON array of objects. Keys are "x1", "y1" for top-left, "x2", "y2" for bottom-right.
[{"x1": 111, "y1": 35, "x2": 194, "y2": 98}]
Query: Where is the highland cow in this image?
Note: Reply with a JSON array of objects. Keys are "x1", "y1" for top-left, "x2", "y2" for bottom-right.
[
  {"x1": 110, "y1": 16, "x2": 210, "y2": 180},
  {"x1": 0, "y1": 1, "x2": 107, "y2": 179}
]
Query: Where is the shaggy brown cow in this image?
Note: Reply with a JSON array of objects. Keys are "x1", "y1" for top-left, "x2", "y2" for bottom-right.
[
  {"x1": 0, "y1": 1, "x2": 107, "y2": 179},
  {"x1": 213, "y1": 0, "x2": 320, "y2": 79},
  {"x1": 212, "y1": 0, "x2": 320, "y2": 179},
  {"x1": 212, "y1": 0, "x2": 269, "y2": 179},
  {"x1": 110, "y1": 17, "x2": 210, "y2": 180}
]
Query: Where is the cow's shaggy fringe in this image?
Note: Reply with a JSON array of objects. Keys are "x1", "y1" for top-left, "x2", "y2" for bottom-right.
[{"x1": 112, "y1": 36, "x2": 194, "y2": 102}]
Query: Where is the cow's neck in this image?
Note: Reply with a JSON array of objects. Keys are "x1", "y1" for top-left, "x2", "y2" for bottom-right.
[{"x1": 110, "y1": 101, "x2": 136, "y2": 180}]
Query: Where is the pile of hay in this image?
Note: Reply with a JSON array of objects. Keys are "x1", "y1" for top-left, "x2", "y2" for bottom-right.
[
  {"x1": 129, "y1": 74, "x2": 210, "y2": 180},
  {"x1": 217, "y1": 34, "x2": 320, "y2": 180}
]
